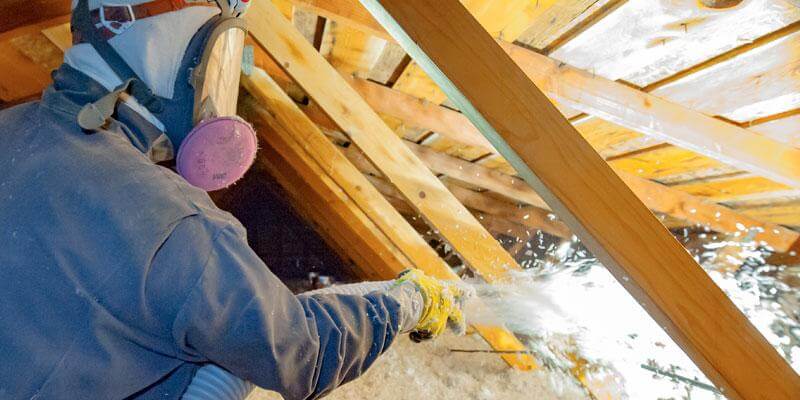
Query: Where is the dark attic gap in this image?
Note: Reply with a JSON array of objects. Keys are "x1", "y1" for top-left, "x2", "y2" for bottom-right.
[{"x1": 211, "y1": 158, "x2": 358, "y2": 292}]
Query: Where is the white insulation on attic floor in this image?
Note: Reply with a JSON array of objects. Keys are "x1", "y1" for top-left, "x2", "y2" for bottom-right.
[{"x1": 248, "y1": 334, "x2": 589, "y2": 400}]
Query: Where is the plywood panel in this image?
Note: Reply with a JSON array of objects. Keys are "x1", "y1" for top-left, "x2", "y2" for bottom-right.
[
  {"x1": 750, "y1": 113, "x2": 800, "y2": 148},
  {"x1": 575, "y1": 117, "x2": 663, "y2": 158},
  {"x1": 608, "y1": 145, "x2": 739, "y2": 183},
  {"x1": 739, "y1": 202, "x2": 800, "y2": 228},
  {"x1": 515, "y1": 0, "x2": 612, "y2": 50},
  {"x1": 551, "y1": 0, "x2": 800, "y2": 85},
  {"x1": 327, "y1": 22, "x2": 387, "y2": 78},
  {"x1": 672, "y1": 175, "x2": 791, "y2": 202},
  {"x1": 653, "y1": 30, "x2": 800, "y2": 122}
]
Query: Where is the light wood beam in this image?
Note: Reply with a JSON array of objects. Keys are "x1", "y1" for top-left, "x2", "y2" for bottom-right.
[
  {"x1": 283, "y1": 0, "x2": 800, "y2": 189},
  {"x1": 360, "y1": 0, "x2": 800, "y2": 398},
  {"x1": 242, "y1": 69, "x2": 538, "y2": 369},
  {"x1": 198, "y1": 34, "x2": 800, "y2": 252},
  {"x1": 346, "y1": 145, "x2": 571, "y2": 239},
  {"x1": 245, "y1": 4, "x2": 542, "y2": 370},
  {"x1": 244, "y1": 69, "x2": 447, "y2": 278},
  {"x1": 407, "y1": 138, "x2": 799, "y2": 252},
  {"x1": 288, "y1": 0, "x2": 392, "y2": 41},
  {"x1": 500, "y1": 40, "x2": 800, "y2": 189},
  {"x1": 246, "y1": 0, "x2": 521, "y2": 282},
  {"x1": 290, "y1": 69, "x2": 800, "y2": 252}
]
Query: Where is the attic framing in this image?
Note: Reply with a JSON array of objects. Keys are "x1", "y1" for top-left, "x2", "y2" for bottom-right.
[{"x1": 2, "y1": 0, "x2": 800, "y2": 399}]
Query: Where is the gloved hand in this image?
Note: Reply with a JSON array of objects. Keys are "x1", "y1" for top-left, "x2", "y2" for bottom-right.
[{"x1": 390, "y1": 269, "x2": 472, "y2": 342}]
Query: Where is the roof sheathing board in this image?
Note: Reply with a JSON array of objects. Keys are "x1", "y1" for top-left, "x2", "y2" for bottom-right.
[{"x1": 550, "y1": 0, "x2": 800, "y2": 86}]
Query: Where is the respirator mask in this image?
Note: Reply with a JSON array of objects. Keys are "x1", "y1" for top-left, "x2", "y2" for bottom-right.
[{"x1": 72, "y1": 0, "x2": 257, "y2": 191}]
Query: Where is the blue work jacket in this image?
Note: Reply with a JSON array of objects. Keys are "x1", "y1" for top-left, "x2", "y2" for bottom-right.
[{"x1": 0, "y1": 65, "x2": 401, "y2": 399}]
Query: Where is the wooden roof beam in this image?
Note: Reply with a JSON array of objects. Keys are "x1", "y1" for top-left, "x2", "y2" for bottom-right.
[
  {"x1": 287, "y1": 0, "x2": 800, "y2": 188},
  {"x1": 286, "y1": 64, "x2": 799, "y2": 252},
  {"x1": 343, "y1": 143, "x2": 571, "y2": 239},
  {"x1": 242, "y1": 68, "x2": 539, "y2": 370},
  {"x1": 360, "y1": 0, "x2": 800, "y2": 398},
  {"x1": 42, "y1": 19, "x2": 789, "y2": 252},
  {"x1": 245, "y1": 1, "x2": 541, "y2": 370}
]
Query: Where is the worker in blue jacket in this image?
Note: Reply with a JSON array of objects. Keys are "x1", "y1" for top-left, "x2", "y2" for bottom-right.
[{"x1": 0, "y1": 1, "x2": 468, "y2": 398}]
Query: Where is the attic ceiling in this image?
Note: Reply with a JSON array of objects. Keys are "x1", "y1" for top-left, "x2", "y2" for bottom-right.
[{"x1": 1, "y1": 0, "x2": 799, "y2": 248}]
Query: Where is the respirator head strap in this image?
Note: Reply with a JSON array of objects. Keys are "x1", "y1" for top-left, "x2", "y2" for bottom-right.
[{"x1": 72, "y1": 0, "x2": 164, "y2": 114}]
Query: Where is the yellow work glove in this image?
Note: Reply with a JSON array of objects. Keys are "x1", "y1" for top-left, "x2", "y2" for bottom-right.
[{"x1": 393, "y1": 269, "x2": 471, "y2": 342}]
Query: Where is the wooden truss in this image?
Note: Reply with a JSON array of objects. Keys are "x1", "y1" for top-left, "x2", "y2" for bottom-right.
[
  {"x1": 351, "y1": 1, "x2": 800, "y2": 399},
  {"x1": 4, "y1": 1, "x2": 800, "y2": 398}
]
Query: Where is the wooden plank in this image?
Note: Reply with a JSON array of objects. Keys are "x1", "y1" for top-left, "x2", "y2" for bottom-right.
[
  {"x1": 672, "y1": 175, "x2": 791, "y2": 203},
  {"x1": 288, "y1": 0, "x2": 392, "y2": 41},
  {"x1": 514, "y1": 0, "x2": 613, "y2": 50},
  {"x1": 245, "y1": 1, "x2": 541, "y2": 369},
  {"x1": 500, "y1": 40, "x2": 800, "y2": 188},
  {"x1": 245, "y1": 0, "x2": 521, "y2": 281},
  {"x1": 443, "y1": 183, "x2": 571, "y2": 239},
  {"x1": 404, "y1": 141, "x2": 548, "y2": 209},
  {"x1": 607, "y1": 145, "x2": 739, "y2": 184},
  {"x1": 549, "y1": 0, "x2": 800, "y2": 86},
  {"x1": 575, "y1": 117, "x2": 661, "y2": 159},
  {"x1": 290, "y1": 64, "x2": 800, "y2": 251},
  {"x1": 242, "y1": 70, "x2": 538, "y2": 369},
  {"x1": 392, "y1": 0, "x2": 557, "y2": 101},
  {"x1": 341, "y1": 75, "x2": 495, "y2": 150},
  {"x1": 652, "y1": 29, "x2": 800, "y2": 123},
  {"x1": 360, "y1": 0, "x2": 800, "y2": 398},
  {"x1": 739, "y1": 202, "x2": 800, "y2": 228},
  {"x1": 346, "y1": 145, "x2": 571, "y2": 239},
  {"x1": 367, "y1": 175, "x2": 533, "y2": 241}
]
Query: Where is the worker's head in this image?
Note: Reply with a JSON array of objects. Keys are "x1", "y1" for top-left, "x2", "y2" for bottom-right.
[{"x1": 67, "y1": 0, "x2": 257, "y2": 191}]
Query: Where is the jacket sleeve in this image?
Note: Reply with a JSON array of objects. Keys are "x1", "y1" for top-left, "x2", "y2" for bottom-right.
[{"x1": 170, "y1": 222, "x2": 403, "y2": 400}]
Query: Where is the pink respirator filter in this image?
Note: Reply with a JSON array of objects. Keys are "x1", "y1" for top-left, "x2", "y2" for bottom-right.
[{"x1": 176, "y1": 116, "x2": 258, "y2": 191}]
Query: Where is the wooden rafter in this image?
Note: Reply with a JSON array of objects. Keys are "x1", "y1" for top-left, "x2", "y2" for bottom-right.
[
  {"x1": 244, "y1": 0, "x2": 541, "y2": 371},
  {"x1": 32, "y1": 13, "x2": 800, "y2": 252},
  {"x1": 281, "y1": 0, "x2": 800, "y2": 189},
  {"x1": 241, "y1": 69, "x2": 538, "y2": 369},
  {"x1": 280, "y1": 61, "x2": 799, "y2": 252},
  {"x1": 339, "y1": 141, "x2": 571, "y2": 239},
  {"x1": 359, "y1": 0, "x2": 800, "y2": 398},
  {"x1": 247, "y1": 1, "x2": 517, "y2": 281}
]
